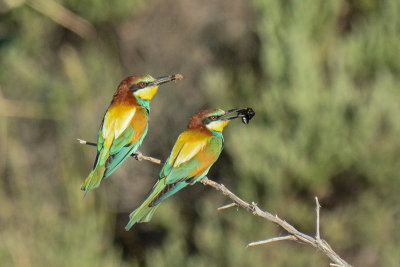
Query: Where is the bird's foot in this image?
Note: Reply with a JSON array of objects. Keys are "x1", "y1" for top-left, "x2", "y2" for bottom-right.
[{"x1": 132, "y1": 151, "x2": 143, "y2": 161}]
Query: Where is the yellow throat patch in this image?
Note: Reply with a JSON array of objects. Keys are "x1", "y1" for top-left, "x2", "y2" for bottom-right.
[
  {"x1": 134, "y1": 86, "x2": 159, "y2": 100},
  {"x1": 206, "y1": 120, "x2": 229, "y2": 132}
]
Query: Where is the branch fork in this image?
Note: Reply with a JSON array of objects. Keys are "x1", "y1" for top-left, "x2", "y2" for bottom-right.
[
  {"x1": 242, "y1": 197, "x2": 323, "y2": 248},
  {"x1": 77, "y1": 138, "x2": 352, "y2": 267}
]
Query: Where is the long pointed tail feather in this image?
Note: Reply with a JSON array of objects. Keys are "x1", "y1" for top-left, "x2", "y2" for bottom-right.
[
  {"x1": 81, "y1": 164, "x2": 106, "y2": 197},
  {"x1": 125, "y1": 180, "x2": 165, "y2": 230},
  {"x1": 81, "y1": 142, "x2": 111, "y2": 196}
]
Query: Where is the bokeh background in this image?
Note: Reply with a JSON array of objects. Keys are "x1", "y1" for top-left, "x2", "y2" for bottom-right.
[{"x1": 1, "y1": 0, "x2": 400, "y2": 266}]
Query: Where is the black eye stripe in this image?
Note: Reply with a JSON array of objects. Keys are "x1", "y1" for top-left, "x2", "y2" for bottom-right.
[
  {"x1": 129, "y1": 82, "x2": 148, "y2": 92},
  {"x1": 129, "y1": 84, "x2": 139, "y2": 91},
  {"x1": 202, "y1": 116, "x2": 220, "y2": 125}
]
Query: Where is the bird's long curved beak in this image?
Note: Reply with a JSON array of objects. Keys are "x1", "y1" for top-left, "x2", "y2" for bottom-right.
[
  {"x1": 219, "y1": 108, "x2": 242, "y2": 121},
  {"x1": 151, "y1": 74, "x2": 183, "y2": 86},
  {"x1": 220, "y1": 107, "x2": 256, "y2": 123}
]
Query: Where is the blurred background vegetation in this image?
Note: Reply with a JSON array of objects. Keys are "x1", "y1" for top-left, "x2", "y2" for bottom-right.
[{"x1": 1, "y1": 0, "x2": 399, "y2": 266}]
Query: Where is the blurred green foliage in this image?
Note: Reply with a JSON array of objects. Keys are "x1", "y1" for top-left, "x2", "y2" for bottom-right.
[{"x1": 0, "y1": 0, "x2": 399, "y2": 266}]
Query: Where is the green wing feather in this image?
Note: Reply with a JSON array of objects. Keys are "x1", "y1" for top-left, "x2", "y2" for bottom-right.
[
  {"x1": 153, "y1": 135, "x2": 222, "y2": 204},
  {"x1": 151, "y1": 181, "x2": 188, "y2": 207},
  {"x1": 161, "y1": 135, "x2": 222, "y2": 185},
  {"x1": 105, "y1": 125, "x2": 135, "y2": 177}
]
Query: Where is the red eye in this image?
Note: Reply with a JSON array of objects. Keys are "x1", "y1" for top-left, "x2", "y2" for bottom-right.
[
  {"x1": 210, "y1": 116, "x2": 217, "y2": 120},
  {"x1": 139, "y1": 82, "x2": 146, "y2": 88}
]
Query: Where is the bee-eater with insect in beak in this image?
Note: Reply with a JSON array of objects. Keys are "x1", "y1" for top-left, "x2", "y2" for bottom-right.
[
  {"x1": 125, "y1": 107, "x2": 254, "y2": 230},
  {"x1": 81, "y1": 74, "x2": 183, "y2": 196}
]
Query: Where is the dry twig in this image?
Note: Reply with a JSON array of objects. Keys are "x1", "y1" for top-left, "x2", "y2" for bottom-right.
[
  {"x1": 316, "y1": 196, "x2": 321, "y2": 241},
  {"x1": 78, "y1": 138, "x2": 352, "y2": 267},
  {"x1": 247, "y1": 235, "x2": 297, "y2": 247},
  {"x1": 217, "y1": 202, "x2": 237, "y2": 211},
  {"x1": 201, "y1": 178, "x2": 351, "y2": 267},
  {"x1": 77, "y1": 139, "x2": 163, "y2": 164}
]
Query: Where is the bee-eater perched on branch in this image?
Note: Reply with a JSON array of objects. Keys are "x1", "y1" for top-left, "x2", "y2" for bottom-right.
[
  {"x1": 81, "y1": 74, "x2": 183, "y2": 196},
  {"x1": 125, "y1": 107, "x2": 254, "y2": 230}
]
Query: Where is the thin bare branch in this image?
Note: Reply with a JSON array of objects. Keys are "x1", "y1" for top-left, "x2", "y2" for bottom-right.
[
  {"x1": 217, "y1": 202, "x2": 237, "y2": 211},
  {"x1": 200, "y1": 178, "x2": 352, "y2": 267},
  {"x1": 315, "y1": 196, "x2": 321, "y2": 241},
  {"x1": 133, "y1": 151, "x2": 163, "y2": 165},
  {"x1": 77, "y1": 138, "x2": 163, "y2": 164},
  {"x1": 77, "y1": 138, "x2": 97, "y2": 146},
  {"x1": 248, "y1": 235, "x2": 297, "y2": 247},
  {"x1": 78, "y1": 138, "x2": 352, "y2": 267}
]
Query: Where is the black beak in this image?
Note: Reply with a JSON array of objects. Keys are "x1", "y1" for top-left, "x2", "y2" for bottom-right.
[
  {"x1": 150, "y1": 74, "x2": 183, "y2": 86},
  {"x1": 220, "y1": 107, "x2": 255, "y2": 124},
  {"x1": 219, "y1": 108, "x2": 242, "y2": 121}
]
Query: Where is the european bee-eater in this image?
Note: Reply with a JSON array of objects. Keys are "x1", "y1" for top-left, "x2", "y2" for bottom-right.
[
  {"x1": 81, "y1": 74, "x2": 183, "y2": 196},
  {"x1": 125, "y1": 107, "x2": 254, "y2": 230}
]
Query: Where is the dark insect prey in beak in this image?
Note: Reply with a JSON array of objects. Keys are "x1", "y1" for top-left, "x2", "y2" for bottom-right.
[{"x1": 238, "y1": 107, "x2": 255, "y2": 124}]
